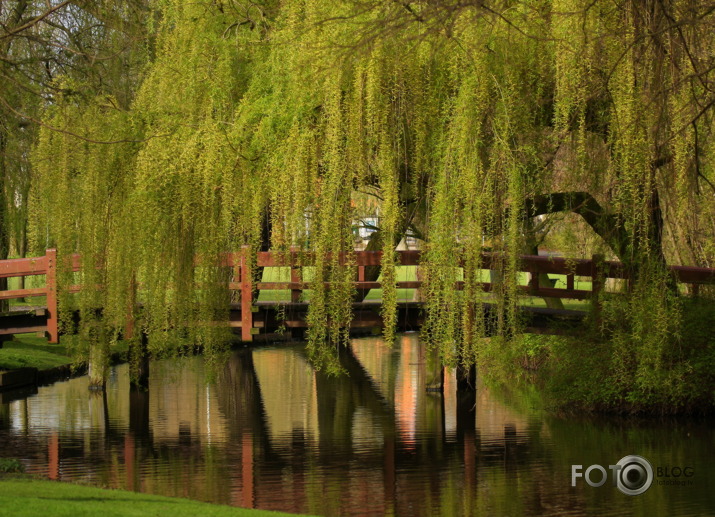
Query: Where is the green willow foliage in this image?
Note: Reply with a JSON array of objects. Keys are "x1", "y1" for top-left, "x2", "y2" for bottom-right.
[{"x1": 30, "y1": 0, "x2": 715, "y2": 398}]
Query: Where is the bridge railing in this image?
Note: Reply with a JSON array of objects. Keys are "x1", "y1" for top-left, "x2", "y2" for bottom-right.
[
  {"x1": 0, "y1": 249, "x2": 58, "y2": 342},
  {"x1": 1, "y1": 248, "x2": 714, "y2": 343},
  {"x1": 225, "y1": 248, "x2": 714, "y2": 298},
  {"x1": 220, "y1": 248, "x2": 715, "y2": 340},
  {"x1": 0, "y1": 250, "x2": 83, "y2": 343}
]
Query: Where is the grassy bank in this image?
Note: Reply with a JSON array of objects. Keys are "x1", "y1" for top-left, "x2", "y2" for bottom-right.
[
  {"x1": 0, "y1": 335, "x2": 75, "y2": 370},
  {"x1": 0, "y1": 334, "x2": 127, "y2": 371},
  {"x1": 479, "y1": 297, "x2": 715, "y2": 415},
  {"x1": 0, "y1": 478, "x2": 302, "y2": 517}
]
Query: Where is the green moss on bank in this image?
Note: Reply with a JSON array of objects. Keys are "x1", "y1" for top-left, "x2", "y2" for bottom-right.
[{"x1": 0, "y1": 478, "x2": 303, "y2": 517}]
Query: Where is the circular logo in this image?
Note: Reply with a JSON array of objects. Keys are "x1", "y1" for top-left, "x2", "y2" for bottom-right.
[{"x1": 616, "y1": 455, "x2": 653, "y2": 495}]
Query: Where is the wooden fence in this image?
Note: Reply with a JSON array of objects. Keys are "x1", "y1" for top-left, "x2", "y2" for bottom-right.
[{"x1": 1, "y1": 248, "x2": 714, "y2": 343}]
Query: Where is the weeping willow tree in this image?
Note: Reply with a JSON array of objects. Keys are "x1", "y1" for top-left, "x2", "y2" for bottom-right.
[{"x1": 30, "y1": 0, "x2": 715, "y2": 407}]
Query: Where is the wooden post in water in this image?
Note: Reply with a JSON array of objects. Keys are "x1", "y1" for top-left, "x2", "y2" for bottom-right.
[
  {"x1": 45, "y1": 249, "x2": 59, "y2": 344},
  {"x1": 240, "y1": 246, "x2": 253, "y2": 342}
]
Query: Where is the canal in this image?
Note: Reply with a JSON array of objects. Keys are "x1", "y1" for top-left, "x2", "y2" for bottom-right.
[{"x1": 0, "y1": 334, "x2": 713, "y2": 516}]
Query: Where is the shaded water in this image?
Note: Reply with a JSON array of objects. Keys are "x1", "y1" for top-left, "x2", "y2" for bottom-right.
[{"x1": 0, "y1": 334, "x2": 713, "y2": 516}]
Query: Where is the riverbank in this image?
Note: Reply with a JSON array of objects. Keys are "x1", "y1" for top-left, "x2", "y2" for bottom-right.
[
  {"x1": 0, "y1": 334, "x2": 128, "y2": 395},
  {"x1": 477, "y1": 297, "x2": 715, "y2": 416},
  {"x1": 0, "y1": 477, "x2": 302, "y2": 516},
  {"x1": 0, "y1": 333, "x2": 131, "y2": 371},
  {"x1": 0, "y1": 334, "x2": 82, "y2": 370}
]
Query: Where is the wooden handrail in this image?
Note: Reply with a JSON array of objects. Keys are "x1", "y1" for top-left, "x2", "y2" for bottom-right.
[
  {"x1": 0, "y1": 256, "x2": 47, "y2": 278},
  {"x1": 3, "y1": 250, "x2": 714, "y2": 284}
]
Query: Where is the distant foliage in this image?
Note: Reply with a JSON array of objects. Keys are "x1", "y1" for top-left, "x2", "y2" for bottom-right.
[{"x1": 0, "y1": 458, "x2": 24, "y2": 474}]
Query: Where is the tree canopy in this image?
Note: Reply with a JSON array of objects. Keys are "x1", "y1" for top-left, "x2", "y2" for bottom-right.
[{"x1": 20, "y1": 0, "x2": 715, "y2": 405}]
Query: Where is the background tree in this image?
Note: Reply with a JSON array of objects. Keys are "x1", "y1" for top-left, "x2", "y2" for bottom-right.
[{"x1": 2, "y1": 0, "x2": 149, "y2": 382}]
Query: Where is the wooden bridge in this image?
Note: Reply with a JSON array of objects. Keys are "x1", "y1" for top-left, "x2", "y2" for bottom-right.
[{"x1": 1, "y1": 248, "x2": 714, "y2": 345}]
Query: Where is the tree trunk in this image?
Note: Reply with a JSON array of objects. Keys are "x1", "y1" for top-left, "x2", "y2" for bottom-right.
[
  {"x1": 88, "y1": 350, "x2": 106, "y2": 390},
  {"x1": 129, "y1": 333, "x2": 150, "y2": 389},
  {"x1": 0, "y1": 129, "x2": 9, "y2": 313},
  {"x1": 88, "y1": 328, "x2": 107, "y2": 390}
]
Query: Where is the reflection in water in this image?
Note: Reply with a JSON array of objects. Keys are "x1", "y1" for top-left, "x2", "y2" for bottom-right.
[{"x1": 0, "y1": 334, "x2": 713, "y2": 516}]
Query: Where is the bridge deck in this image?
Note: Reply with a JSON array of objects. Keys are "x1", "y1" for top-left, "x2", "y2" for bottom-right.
[{"x1": 231, "y1": 300, "x2": 587, "y2": 338}]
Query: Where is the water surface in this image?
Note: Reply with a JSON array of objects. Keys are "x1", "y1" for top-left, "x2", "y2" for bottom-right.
[{"x1": 0, "y1": 334, "x2": 712, "y2": 516}]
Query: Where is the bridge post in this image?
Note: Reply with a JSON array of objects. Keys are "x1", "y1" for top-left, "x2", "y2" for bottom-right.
[
  {"x1": 591, "y1": 254, "x2": 604, "y2": 326},
  {"x1": 46, "y1": 248, "x2": 59, "y2": 344},
  {"x1": 290, "y1": 246, "x2": 301, "y2": 303},
  {"x1": 240, "y1": 246, "x2": 253, "y2": 342}
]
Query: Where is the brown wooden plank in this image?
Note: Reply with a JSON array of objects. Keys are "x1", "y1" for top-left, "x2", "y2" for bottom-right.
[
  {"x1": 397, "y1": 250, "x2": 420, "y2": 266},
  {"x1": 68, "y1": 253, "x2": 82, "y2": 272},
  {"x1": 0, "y1": 288, "x2": 47, "y2": 300},
  {"x1": 253, "y1": 250, "x2": 422, "y2": 267},
  {"x1": 518, "y1": 286, "x2": 592, "y2": 300},
  {"x1": 518, "y1": 255, "x2": 593, "y2": 276},
  {"x1": 6, "y1": 250, "x2": 715, "y2": 288},
  {"x1": 256, "y1": 282, "x2": 311, "y2": 290},
  {"x1": 671, "y1": 265, "x2": 715, "y2": 283},
  {"x1": 0, "y1": 325, "x2": 48, "y2": 335},
  {"x1": 0, "y1": 256, "x2": 47, "y2": 278}
]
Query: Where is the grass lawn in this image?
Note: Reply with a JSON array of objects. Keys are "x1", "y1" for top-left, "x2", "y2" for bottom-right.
[
  {"x1": 0, "y1": 478, "x2": 302, "y2": 517},
  {"x1": 0, "y1": 335, "x2": 128, "y2": 371},
  {"x1": 0, "y1": 335, "x2": 74, "y2": 370}
]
